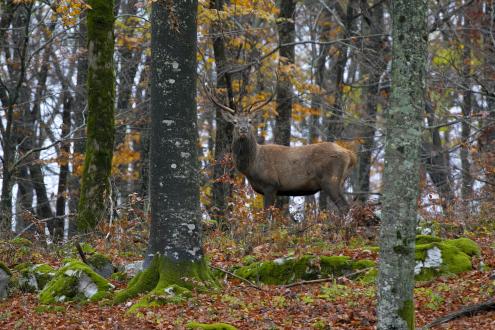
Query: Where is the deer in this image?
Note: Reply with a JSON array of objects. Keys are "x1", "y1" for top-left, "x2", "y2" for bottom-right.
[{"x1": 205, "y1": 87, "x2": 357, "y2": 216}]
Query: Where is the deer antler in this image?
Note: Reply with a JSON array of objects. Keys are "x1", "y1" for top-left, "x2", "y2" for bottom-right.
[
  {"x1": 247, "y1": 91, "x2": 274, "y2": 114},
  {"x1": 200, "y1": 75, "x2": 236, "y2": 114}
]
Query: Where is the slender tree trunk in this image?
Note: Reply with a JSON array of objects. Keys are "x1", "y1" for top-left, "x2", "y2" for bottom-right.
[
  {"x1": 422, "y1": 102, "x2": 453, "y2": 212},
  {"x1": 53, "y1": 91, "x2": 73, "y2": 242},
  {"x1": 15, "y1": 166, "x2": 34, "y2": 233},
  {"x1": 274, "y1": 0, "x2": 296, "y2": 211},
  {"x1": 355, "y1": 0, "x2": 386, "y2": 203},
  {"x1": 320, "y1": 1, "x2": 356, "y2": 211},
  {"x1": 68, "y1": 11, "x2": 89, "y2": 236},
  {"x1": 377, "y1": 0, "x2": 427, "y2": 329},
  {"x1": 76, "y1": 0, "x2": 116, "y2": 232},
  {"x1": 115, "y1": 0, "x2": 140, "y2": 202},
  {"x1": 210, "y1": 0, "x2": 234, "y2": 228}
]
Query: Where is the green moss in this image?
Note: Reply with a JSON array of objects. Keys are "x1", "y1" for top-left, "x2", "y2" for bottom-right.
[
  {"x1": 359, "y1": 268, "x2": 378, "y2": 285},
  {"x1": 241, "y1": 255, "x2": 257, "y2": 265},
  {"x1": 110, "y1": 271, "x2": 128, "y2": 282},
  {"x1": 113, "y1": 254, "x2": 218, "y2": 309},
  {"x1": 186, "y1": 322, "x2": 237, "y2": 330},
  {"x1": 445, "y1": 238, "x2": 480, "y2": 256},
  {"x1": 234, "y1": 255, "x2": 375, "y2": 285},
  {"x1": 87, "y1": 253, "x2": 111, "y2": 269},
  {"x1": 34, "y1": 305, "x2": 65, "y2": 314},
  {"x1": 39, "y1": 260, "x2": 113, "y2": 304},
  {"x1": 76, "y1": 0, "x2": 116, "y2": 232},
  {"x1": 398, "y1": 299, "x2": 415, "y2": 330},
  {"x1": 18, "y1": 264, "x2": 56, "y2": 292},
  {"x1": 128, "y1": 284, "x2": 192, "y2": 313},
  {"x1": 416, "y1": 235, "x2": 442, "y2": 244},
  {"x1": 0, "y1": 262, "x2": 10, "y2": 276},
  {"x1": 415, "y1": 241, "x2": 473, "y2": 281},
  {"x1": 9, "y1": 237, "x2": 32, "y2": 247}
]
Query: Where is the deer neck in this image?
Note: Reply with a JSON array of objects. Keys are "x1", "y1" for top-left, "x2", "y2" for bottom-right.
[{"x1": 232, "y1": 131, "x2": 258, "y2": 174}]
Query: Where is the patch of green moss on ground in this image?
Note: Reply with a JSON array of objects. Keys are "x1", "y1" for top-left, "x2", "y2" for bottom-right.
[
  {"x1": 186, "y1": 322, "x2": 238, "y2": 330},
  {"x1": 128, "y1": 284, "x2": 192, "y2": 313},
  {"x1": 39, "y1": 260, "x2": 113, "y2": 304},
  {"x1": 113, "y1": 254, "x2": 218, "y2": 309},
  {"x1": 234, "y1": 255, "x2": 375, "y2": 285},
  {"x1": 34, "y1": 305, "x2": 65, "y2": 314}
]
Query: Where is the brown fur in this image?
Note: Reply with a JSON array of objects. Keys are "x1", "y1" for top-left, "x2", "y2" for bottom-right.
[{"x1": 229, "y1": 113, "x2": 355, "y2": 214}]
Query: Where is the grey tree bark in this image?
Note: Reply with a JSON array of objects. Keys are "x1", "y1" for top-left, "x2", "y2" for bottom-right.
[
  {"x1": 144, "y1": 0, "x2": 209, "y2": 269},
  {"x1": 377, "y1": 0, "x2": 427, "y2": 329},
  {"x1": 113, "y1": 1, "x2": 215, "y2": 304}
]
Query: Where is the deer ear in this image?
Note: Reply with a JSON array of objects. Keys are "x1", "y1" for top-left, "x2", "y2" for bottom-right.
[{"x1": 220, "y1": 110, "x2": 236, "y2": 123}]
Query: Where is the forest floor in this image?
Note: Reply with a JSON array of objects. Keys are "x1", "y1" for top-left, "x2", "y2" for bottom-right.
[{"x1": 0, "y1": 212, "x2": 494, "y2": 329}]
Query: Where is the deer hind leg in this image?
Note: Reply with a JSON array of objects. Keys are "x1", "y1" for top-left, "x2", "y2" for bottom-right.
[{"x1": 322, "y1": 177, "x2": 349, "y2": 216}]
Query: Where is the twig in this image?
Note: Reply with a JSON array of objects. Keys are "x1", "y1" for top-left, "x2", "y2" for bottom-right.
[
  {"x1": 209, "y1": 265, "x2": 264, "y2": 291},
  {"x1": 283, "y1": 267, "x2": 372, "y2": 289},
  {"x1": 420, "y1": 298, "x2": 495, "y2": 329},
  {"x1": 75, "y1": 242, "x2": 89, "y2": 265}
]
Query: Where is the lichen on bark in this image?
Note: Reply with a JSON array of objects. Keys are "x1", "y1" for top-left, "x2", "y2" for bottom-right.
[
  {"x1": 76, "y1": 0, "x2": 116, "y2": 232},
  {"x1": 377, "y1": 0, "x2": 427, "y2": 329}
]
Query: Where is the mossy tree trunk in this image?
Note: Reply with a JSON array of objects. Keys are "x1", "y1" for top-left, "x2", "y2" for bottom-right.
[
  {"x1": 115, "y1": 0, "x2": 215, "y2": 305},
  {"x1": 274, "y1": 0, "x2": 295, "y2": 211},
  {"x1": 76, "y1": 0, "x2": 116, "y2": 232},
  {"x1": 377, "y1": 1, "x2": 427, "y2": 329}
]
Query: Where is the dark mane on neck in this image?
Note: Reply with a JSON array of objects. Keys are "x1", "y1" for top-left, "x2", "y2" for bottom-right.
[{"x1": 232, "y1": 131, "x2": 257, "y2": 173}]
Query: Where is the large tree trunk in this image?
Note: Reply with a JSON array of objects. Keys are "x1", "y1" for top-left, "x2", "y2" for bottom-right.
[
  {"x1": 76, "y1": 0, "x2": 116, "y2": 232},
  {"x1": 377, "y1": 0, "x2": 427, "y2": 329},
  {"x1": 210, "y1": 0, "x2": 234, "y2": 228},
  {"x1": 114, "y1": 0, "x2": 215, "y2": 305},
  {"x1": 274, "y1": 0, "x2": 296, "y2": 211}
]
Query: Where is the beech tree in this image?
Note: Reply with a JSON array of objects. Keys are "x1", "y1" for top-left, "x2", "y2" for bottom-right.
[
  {"x1": 76, "y1": 0, "x2": 116, "y2": 232},
  {"x1": 114, "y1": 0, "x2": 216, "y2": 305},
  {"x1": 377, "y1": 0, "x2": 427, "y2": 329}
]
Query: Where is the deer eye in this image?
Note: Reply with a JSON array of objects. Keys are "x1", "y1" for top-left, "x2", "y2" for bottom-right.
[
  {"x1": 248, "y1": 119, "x2": 252, "y2": 124},
  {"x1": 234, "y1": 120, "x2": 238, "y2": 124}
]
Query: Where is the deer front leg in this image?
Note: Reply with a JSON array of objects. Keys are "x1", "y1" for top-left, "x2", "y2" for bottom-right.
[{"x1": 263, "y1": 188, "x2": 277, "y2": 227}]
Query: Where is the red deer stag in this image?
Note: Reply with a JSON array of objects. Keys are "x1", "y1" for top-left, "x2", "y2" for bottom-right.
[{"x1": 206, "y1": 90, "x2": 356, "y2": 216}]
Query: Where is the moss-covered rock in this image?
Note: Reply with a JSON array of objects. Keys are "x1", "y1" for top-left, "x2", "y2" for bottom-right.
[
  {"x1": 18, "y1": 263, "x2": 56, "y2": 292},
  {"x1": 39, "y1": 260, "x2": 114, "y2": 304},
  {"x1": 0, "y1": 237, "x2": 33, "y2": 266},
  {"x1": 186, "y1": 322, "x2": 238, "y2": 330},
  {"x1": 87, "y1": 253, "x2": 114, "y2": 278},
  {"x1": 414, "y1": 236, "x2": 480, "y2": 281},
  {"x1": 0, "y1": 262, "x2": 10, "y2": 298},
  {"x1": 234, "y1": 255, "x2": 374, "y2": 285}
]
